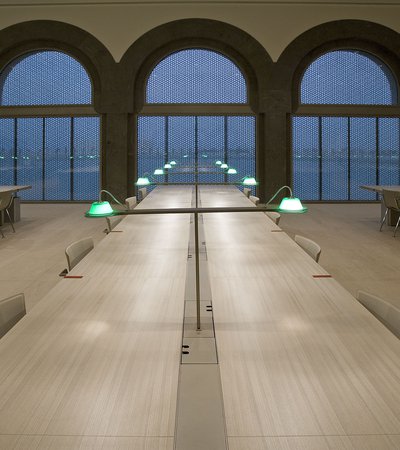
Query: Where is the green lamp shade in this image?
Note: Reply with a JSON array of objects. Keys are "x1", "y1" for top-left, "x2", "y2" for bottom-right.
[
  {"x1": 164, "y1": 163, "x2": 172, "y2": 169},
  {"x1": 86, "y1": 201, "x2": 114, "y2": 217},
  {"x1": 215, "y1": 160, "x2": 222, "y2": 165},
  {"x1": 227, "y1": 168, "x2": 237, "y2": 174},
  {"x1": 279, "y1": 197, "x2": 307, "y2": 212},
  {"x1": 153, "y1": 168, "x2": 164, "y2": 175},
  {"x1": 242, "y1": 176, "x2": 258, "y2": 186},
  {"x1": 220, "y1": 163, "x2": 228, "y2": 169},
  {"x1": 136, "y1": 176, "x2": 151, "y2": 185},
  {"x1": 170, "y1": 160, "x2": 177, "y2": 165}
]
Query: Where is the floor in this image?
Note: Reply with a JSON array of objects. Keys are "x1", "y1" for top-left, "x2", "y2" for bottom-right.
[
  {"x1": 0, "y1": 203, "x2": 106, "y2": 311},
  {"x1": 0, "y1": 201, "x2": 399, "y2": 313},
  {"x1": 279, "y1": 202, "x2": 400, "y2": 309}
]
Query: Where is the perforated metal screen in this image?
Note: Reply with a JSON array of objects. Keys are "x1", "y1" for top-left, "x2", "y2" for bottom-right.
[
  {"x1": 300, "y1": 50, "x2": 397, "y2": 105},
  {"x1": 292, "y1": 116, "x2": 400, "y2": 201},
  {"x1": 0, "y1": 117, "x2": 100, "y2": 200},
  {"x1": 146, "y1": 49, "x2": 247, "y2": 104},
  {"x1": 0, "y1": 51, "x2": 92, "y2": 106},
  {"x1": 137, "y1": 116, "x2": 255, "y2": 190}
]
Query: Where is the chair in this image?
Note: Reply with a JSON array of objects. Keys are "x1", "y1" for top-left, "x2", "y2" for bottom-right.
[
  {"x1": 294, "y1": 235, "x2": 321, "y2": 263},
  {"x1": 105, "y1": 216, "x2": 124, "y2": 233},
  {"x1": 125, "y1": 196, "x2": 137, "y2": 210},
  {"x1": 265, "y1": 211, "x2": 281, "y2": 225},
  {"x1": 249, "y1": 195, "x2": 260, "y2": 205},
  {"x1": 65, "y1": 237, "x2": 94, "y2": 272},
  {"x1": 138, "y1": 188, "x2": 147, "y2": 201},
  {"x1": 0, "y1": 191, "x2": 16, "y2": 235},
  {"x1": 379, "y1": 189, "x2": 400, "y2": 237},
  {"x1": 243, "y1": 188, "x2": 251, "y2": 198},
  {"x1": 357, "y1": 290, "x2": 400, "y2": 338},
  {"x1": 0, "y1": 293, "x2": 26, "y2": 338}
]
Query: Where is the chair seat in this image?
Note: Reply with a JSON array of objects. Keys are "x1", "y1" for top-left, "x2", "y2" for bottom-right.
[{"x1": 0, "y1": 293, "x2": 26, "y2": 338}]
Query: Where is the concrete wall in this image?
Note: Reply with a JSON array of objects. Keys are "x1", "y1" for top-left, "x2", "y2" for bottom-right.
[{"x1": 0, "y1": 0, "x2": 399, "y2": 62}]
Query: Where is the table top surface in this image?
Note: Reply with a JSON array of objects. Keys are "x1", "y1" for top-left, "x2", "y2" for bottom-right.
[
  {"x1": 0, "y1": 185, "x2": 32, "y2": 194},
  {"x1": 1, "y1": 184, "x2": 399, "y2": 450},
  {"x1": 0, "y1": 185, "x2": 192, "y2": 449},
  {"x1": 199, "y1": 185, "x2": 400, "y2": 449},
  {"x1": 360, "y1": 184, "x2": 400, "y2": 192}
]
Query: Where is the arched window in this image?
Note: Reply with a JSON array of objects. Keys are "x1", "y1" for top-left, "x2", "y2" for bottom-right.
[
  {"x1": 0, "y1": 50, "x2": 100, "y2": 201},
  {"x1": 138, "y1": 48, "x2": 255, "y2": 188},
  {"x1": 300, "y1": 50, "x2": 397, "y2": 105},
  {"x1": 292, "y1": 49, "x2": 399, "y2": 201},
  {"x1": 146, "y1": 49, "x2": 247, "y2": 104}
]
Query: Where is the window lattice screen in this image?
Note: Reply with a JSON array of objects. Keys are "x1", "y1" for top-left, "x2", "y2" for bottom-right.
[
  {"x1": 0, "y1": 51, "x2": 92, "y2": 106},
  {"x1": 300, "y1": 50, "x2": 397, "y2": 105},
  {"x1": 0, "y1": 117, "x2": 100, "y2": 201},
  {"x1": 137, "y1": 116, "x2": 255, "y2": 189},
  {"x1": 292, "y1": 116, "x2": 400, "y2": 201},
  {"x1": 146, "y1": 49, "x2": 247, "y2": 104}
]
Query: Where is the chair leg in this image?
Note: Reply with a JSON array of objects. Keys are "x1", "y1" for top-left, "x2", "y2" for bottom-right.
[
  {"x1": 0, "y1": 228, "x2": 4, "y2": 238},
  {"x1": 394, "y1": 215, "x2": 400, "y2": 237},
  {"x1": 380, "y1": 208, "x2": 388, "y2": 231},
  {"x1": 5, "y1": 209, "x2": 15, "y2": 233}
]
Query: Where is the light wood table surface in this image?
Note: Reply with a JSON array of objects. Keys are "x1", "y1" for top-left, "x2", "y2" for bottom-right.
[
  {"x1": 360, "y1": 185, "x2": 400, "y2": 226},
  {"x1": 201, "y1": 185, "x2": 400, "y2": 450},
  {"x1": 0, "y1": 185, "x2": 192, "y2": 450},
  {"x1": 0, "y1": 185, "x2": 32, "y2": 223}
]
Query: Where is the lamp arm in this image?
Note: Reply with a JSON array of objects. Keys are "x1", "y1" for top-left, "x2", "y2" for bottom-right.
[
  {"x1": 265, "y1": 185, "x2": 293, "y2": 205},
  {"x1": 99, "y1": 190, "x2": 125, "y2": 207}
]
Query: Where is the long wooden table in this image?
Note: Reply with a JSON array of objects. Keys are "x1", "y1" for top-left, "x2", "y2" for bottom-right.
[
  {"x1": 0, "y1": 185, "x2": 192, "y2": 449},
  {"x1": 200, "y1": 185, "x2": 400, "y2": 449},
  {"x1": 1, "y1": 185, "x2": 400, "y2": 449}
]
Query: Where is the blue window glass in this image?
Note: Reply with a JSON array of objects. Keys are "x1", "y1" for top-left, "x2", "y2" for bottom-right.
[
  {"x1": 0, "y1": 50, "x2": 100, "y2": 201},
  {"x1": 0, "y1": 50, "x2": 92, "y2": 105},
  {"x1": 294, "y1": 49, "x2": 399, "y2": 201},
  {"x1": 138, "y1": 115, "x2": 255, "y2": 188},
  {"x1": 379, "y1": 118, "x2": 400, "y2": 187},
  {"x1": 72, "y1": 117, "x2": 100, "y2": 201},
  {"x1": 292, "y1": 116, "x2": 400, "y2": 201},
  {"x1": 146, "y1": 49, "x2": 247, "y2": 104},
  {"x1": 349, "y1": 117, "x2": 376, "y2": 200},
  {"x1": 0, "y1": 118, "x2": 14, "y2": 186},
  {"x1": 140, "y1": 49, "x2": 254, "y2": 193},
  {"x1": 300, "y1": 50, "x2": 397, "y2": 105},
  {"x1": 292, "y1": 116, "x2": 320, "y2": 200}
]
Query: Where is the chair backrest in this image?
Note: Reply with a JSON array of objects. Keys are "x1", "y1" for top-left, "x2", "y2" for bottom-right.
[
  {"x1": 249, "y1": 195, "x2": 260, "y2": 205},
  {"x1": 357, "y1": 290, "x2": 400, "y2": 338},
  {"x1": 265, "y1": 211, "x2": 281, "y2": 225},
  {"x1": 105, "y1": 216, "x2": 124, "y2": 233},
  {"x1": 125, "y1": 196, "x2": 137, "y2": 210},
  {"x1": 65, "y1": 237, "x2": 94, "y2": 271},
  {"x1": 0, "y1": 293, "x2": 26, "y2": 338},
  {"x1": 138, "y1": 188, "x2": 147, "y2": 201},
  {"x1": 294, "y1": 235, "x2": 321, "y2": 263},
  {"x1": 382, "y1": 189, "x2": 400, "y2": 210},
  {"x1": 0, "y1": 192, "x2": 13, "y2": 212},
  {"x1": 243, "y1": 188, "x2": 251, "y2": 198}
]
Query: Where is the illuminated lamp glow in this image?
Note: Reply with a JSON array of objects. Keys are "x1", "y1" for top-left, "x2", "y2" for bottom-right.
[
  {"x1": 153, "y1": 169, "x2": 164, "y2": 175},
  {"x1": 170, "y1": 160, "x2": 177, "y2": 165},
  {"x1": 242, "y1": 176, "x2": 258, "y2": 186},
  {"x1": 164, "y1": 163, "x2": 172, "y2": 169},
  {"x1": 136, "y1": 176, "x2": 151, "y2": 185},
  {"x1": 278, "y1": 197, "x2": 307, "y2": 212},
  {"x1": 227, "y1": 168, "x2": 237, "y2": 174},
  {"x1": 215, "y1": 160, "x2": 222, "y2": 165},
  {"x1": 86, "y1": 201, "x2": 114, "y2": 217},
  {"x1": 220, "y1": 163, "x2": 228, "y2": 169}
]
